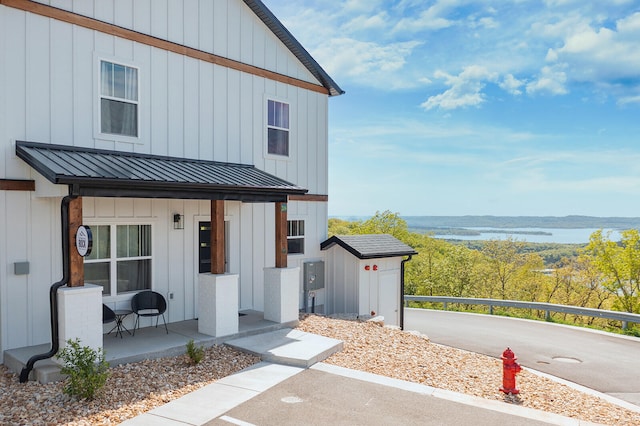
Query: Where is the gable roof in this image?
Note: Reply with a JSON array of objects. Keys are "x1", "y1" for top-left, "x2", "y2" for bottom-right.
[
  {"x1": 321, "y1": 234, "x2": 418, "y2": 259},
  {"x1": 16, "y1": 141, "x2": 306, "y2": 202},
  {"x1": 243, "y1": 0, "x2": 344, "y2": 97}
]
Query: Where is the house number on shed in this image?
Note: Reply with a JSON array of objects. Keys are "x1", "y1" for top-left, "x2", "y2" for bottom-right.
[{"x1": 75, "y1": 225, "x2": 93, "y2": 257}]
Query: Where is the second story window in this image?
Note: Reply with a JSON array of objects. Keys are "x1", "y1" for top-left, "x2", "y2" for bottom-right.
[
  {"x1": 100, "y1": 60, "x2": 139, "y2": 138},
  {"x1": 267, "y1": 99, "x2": 289, "y2": 156}
]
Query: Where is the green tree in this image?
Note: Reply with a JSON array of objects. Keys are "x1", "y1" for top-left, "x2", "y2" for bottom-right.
[
  {"x1": 355, "y1": 210, "x2": 409, "y2": 240},
  {"x1": 583, "y1": 229, "x2": 640, "y2": 313},
  {"x1": 481, "y1": 237, "x2": 528, "y2": 299}
]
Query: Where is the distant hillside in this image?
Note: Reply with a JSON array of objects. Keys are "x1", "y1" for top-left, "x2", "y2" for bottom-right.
[{"x1": 401, "y1": 215, "x2": 640, "y2": 230}]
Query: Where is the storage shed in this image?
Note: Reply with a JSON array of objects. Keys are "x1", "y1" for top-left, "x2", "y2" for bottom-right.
[{"x1": 321, "y1": 234, "x2": 417, "y2": 328}]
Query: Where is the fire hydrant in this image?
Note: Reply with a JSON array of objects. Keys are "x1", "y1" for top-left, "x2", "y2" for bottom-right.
[{"x1": 500, "y1": 347, "x2": 521, "y2": 394}]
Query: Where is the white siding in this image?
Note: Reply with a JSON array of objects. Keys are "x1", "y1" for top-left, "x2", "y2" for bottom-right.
[
  {"x1": 31, "y1": 0, "x2": 318, "y2": 84},
  {"x1": 0, "y1": 0, "x2": 331, "y2": 357}
]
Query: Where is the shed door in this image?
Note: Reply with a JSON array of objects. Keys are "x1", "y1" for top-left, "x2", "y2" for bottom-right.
[{"x1": 378, "y1": 270, "x2": 400, "y2": 327}]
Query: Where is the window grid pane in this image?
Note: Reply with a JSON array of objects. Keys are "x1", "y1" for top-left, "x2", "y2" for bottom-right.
[{"x1": 100, "y1": 60, "x2": 138, "y2": 137}]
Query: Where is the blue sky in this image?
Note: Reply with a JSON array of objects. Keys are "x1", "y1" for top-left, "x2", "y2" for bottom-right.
[{"x1": 262, "y1": 0, "x2": 640, "y2": 218}]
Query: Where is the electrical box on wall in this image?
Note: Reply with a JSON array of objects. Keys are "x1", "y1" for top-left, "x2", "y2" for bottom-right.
[
  {"x1": 303, "y1": 261, "x2": 324, "y2": 292},
  {"x1": 14, "y1": 261, "x2": 30, "y2": 275}
]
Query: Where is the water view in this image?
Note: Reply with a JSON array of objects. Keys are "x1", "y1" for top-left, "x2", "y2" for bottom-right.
[{"x1": 432, "y1": 228, "x2": 622, "y2": 244}]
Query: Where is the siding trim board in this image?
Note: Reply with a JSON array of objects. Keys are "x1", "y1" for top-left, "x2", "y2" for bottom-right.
[
  {"x1": 0, "y1": 0, "x2": 338, "y2": 96},
  {"x1": 0, "y1": 179, "x2": 36, "y2": 191}
]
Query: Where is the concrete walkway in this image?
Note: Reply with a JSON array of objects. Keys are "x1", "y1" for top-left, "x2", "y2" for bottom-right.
[{"x1": 120, "y1": 327, "x2": 619, "y2": 426}]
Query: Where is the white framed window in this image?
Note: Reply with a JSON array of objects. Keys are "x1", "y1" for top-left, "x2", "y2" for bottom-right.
[
  {"x1": 85, "y1": 224, "x2": 152, "y2": 297},
  {"x1": 99, "y1": 60, "x2": 139, "y2": 138},
  {"x1": 267, "y1": 99, "x2": 289, "y2": 156},
  {"x1": 287, "y1": 220, "x2": 304, "y2": 255}
]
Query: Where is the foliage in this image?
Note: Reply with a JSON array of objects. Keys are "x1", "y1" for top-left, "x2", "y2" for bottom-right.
[
  {"x1": 58, "y1": 339, "x2": 109, "y2": 400},
  {"x1": 186, "y1": 339, "x2": 205, "y2": 364},
  {"x1": 583, "y1": 229, "x2": 640, "y2": 313},
  {"x1": 330, "y1": 214, "x2": 640, "y2": 332}
]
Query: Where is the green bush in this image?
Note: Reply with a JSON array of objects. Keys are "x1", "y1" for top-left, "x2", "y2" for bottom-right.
[
  {"x1": 58, "y1": 339, "x2": 109, "y2": 400},
  {"x1": 186, "y1": 339, "x2": 205, "y2": 364}
]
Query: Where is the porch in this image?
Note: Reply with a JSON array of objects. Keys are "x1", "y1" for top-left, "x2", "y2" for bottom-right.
[{"x1": 4, "y1": 311, "x2": 298, "y2": 384}]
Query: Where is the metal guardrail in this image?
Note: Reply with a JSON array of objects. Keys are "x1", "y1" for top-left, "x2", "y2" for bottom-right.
[{"x1": 404, "y1": 295, "x2": 640, "y2": 329}]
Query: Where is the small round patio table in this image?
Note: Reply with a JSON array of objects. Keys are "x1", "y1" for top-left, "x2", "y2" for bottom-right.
[{"x1": 110, "y1": 309, "x2": 133, "y2": 338}]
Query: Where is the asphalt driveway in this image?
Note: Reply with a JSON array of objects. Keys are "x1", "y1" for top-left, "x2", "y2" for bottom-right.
[{"x1": 404, "y1": 308, "x2": 640, "y2": 406}]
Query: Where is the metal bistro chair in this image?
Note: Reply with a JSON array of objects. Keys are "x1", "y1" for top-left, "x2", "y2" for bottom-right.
[
  {"x1": 131, "y1": 290, "x2": 168, "y2": 335},
  {"x1": 103, "y1": 304, "x2": 116, "y2": 326}
]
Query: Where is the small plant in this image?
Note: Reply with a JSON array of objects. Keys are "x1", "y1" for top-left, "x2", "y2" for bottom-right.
[
  {"x1": 186, "y1": 339, "x2": 205, "y2": 364},
  {"x1": 57, "y1": 339, "x2": 109, "y2": 400}
]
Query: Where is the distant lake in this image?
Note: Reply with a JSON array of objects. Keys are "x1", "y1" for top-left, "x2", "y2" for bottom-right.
[{"x1": 432, "y1": 228, "x2": 622, "y2": 244}]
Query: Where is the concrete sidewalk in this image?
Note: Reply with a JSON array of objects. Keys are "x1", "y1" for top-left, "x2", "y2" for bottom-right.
[{"x1": 119, "y1": 328, "x2": 613, "y2": 425}]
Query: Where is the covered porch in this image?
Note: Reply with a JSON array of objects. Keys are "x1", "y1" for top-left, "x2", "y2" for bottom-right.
[
  {"x1": 5, "y1": 311, "x2": 298, "y2": 383},
  {"x1": 11, "y1": 142, "x2": 307, "y2": 381}
]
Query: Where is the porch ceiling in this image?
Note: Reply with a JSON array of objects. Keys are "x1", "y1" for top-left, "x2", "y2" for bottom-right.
[{"x1": 16, "y1": 141, "x2": 307, "y2": 202}]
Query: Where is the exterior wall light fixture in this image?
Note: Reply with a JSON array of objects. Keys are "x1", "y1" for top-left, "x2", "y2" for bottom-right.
[{"x1": 173, "y1": 213, "x2": 184, "y2": 230}]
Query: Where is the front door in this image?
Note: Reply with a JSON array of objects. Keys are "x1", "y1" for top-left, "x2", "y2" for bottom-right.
[{"x1": 198, "y1": 221, "x2": 229, "y2": 273}]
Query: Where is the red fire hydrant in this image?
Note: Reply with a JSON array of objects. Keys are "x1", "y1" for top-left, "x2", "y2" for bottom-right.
[{"x1": 500, "y1": 347, "x2": 521, "y2": 394}]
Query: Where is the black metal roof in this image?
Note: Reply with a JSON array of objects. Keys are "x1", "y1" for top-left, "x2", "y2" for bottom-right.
[
  {"x1": 321, "y1": 234, "x2": 418, "y2": 259},
  {"x1": 243, "y1": 0, "x2": 344, "y2": 97},
  {"x1": 16, "y1": 141, "x2": 307, "y2": 202}
]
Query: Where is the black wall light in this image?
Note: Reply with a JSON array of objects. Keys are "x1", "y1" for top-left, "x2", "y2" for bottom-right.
[{"x1": 173, "y1": 213, "x2": 184, "y2": 230}]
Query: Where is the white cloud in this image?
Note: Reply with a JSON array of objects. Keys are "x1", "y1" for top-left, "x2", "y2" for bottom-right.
[
  {"x1": 312, "y1": 38, "x2": 423, "y2": 89},
  {"x1": 344, "y1": 12, "x2": 389, "y2": 32},
  {"x1": 500, "y1": 74, "x2": 525, "y2": 95},
  {"x1": 547, "y1": 12, "x2": 640, "y2": 83},
  {"x1": 526, "y1": 65, "x2": 568, "y2": 95},
  {"x1": 393, "y1": 3, "x2": 456, "y2": 32},
  {"x1": 618, "y1": 95, "x2": 640, "y2": 106},
  {"x1": 421, "y1": 65, "x2": 497, "y2": 110}
]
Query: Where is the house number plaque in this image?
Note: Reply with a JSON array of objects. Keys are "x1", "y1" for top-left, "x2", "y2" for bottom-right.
[{"x1": 75, "y1": 225, "x2": 93, "y2": 257}]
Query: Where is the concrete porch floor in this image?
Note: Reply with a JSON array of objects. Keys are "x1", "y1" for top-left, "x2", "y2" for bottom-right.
[{"x1": 4, "y1": 310, "x2": 299, "y2": 383}]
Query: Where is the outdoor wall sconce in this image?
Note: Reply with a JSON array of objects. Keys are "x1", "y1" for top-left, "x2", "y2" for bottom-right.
[{"x1": 173, "y1": 213, "x2": 184, "y2": 230}]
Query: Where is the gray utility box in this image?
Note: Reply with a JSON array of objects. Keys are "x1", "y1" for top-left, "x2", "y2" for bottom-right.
[{"x1": 303, "y1": 261, "x2": 324, "y2": 312}]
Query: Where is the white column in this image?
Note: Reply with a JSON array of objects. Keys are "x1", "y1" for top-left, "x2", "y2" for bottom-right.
[
  {"x1": 264, "y1": 267, "x2": 300, "y2": 323},
  {"x1": 56, "y1": 284, "x2": 103, "y2": 359},
  {"x1": 198, "y1": 273, "x2": 239, "y2": 337}
]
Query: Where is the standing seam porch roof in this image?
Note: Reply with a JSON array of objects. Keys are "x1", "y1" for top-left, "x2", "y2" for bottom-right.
[{"x1": 16, "y1": 141, "x2": 307, "y2": 202}]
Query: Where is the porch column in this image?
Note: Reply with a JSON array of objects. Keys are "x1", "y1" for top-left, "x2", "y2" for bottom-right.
[
  {"x1": 199, "y1": 199, "x2": 238, "y2": 337},
  {"x1": 68, "y1": 196, "x2": 83, "y2": 287},
  {"x1": 210, "y1": 200, "x2": 225, "y2": 274},
  {"x1": 275, "y1": 201, "x2": 287, "y2": 268},
  {"x1": 57, "y1": 284, "x2": 103, "y2": 358}
]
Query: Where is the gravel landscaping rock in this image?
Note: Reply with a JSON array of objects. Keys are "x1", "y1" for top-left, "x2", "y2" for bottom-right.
[{"x1": 1, "y1": 315, "x2": 638, "y2": 425}]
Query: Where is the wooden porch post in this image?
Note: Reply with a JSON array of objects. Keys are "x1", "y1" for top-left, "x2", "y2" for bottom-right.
[
  {"x1": 275, "y1": 201, "x2": 287, "y2": 268},
  {"x1": 68, "y1": 196, "x2": 84, "y2": 287},
  {"x1": 210, "y1": 200, "x2": 225, "y2": 274}
]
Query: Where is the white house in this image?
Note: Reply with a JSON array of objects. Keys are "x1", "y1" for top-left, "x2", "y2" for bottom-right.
[{"x1": 0, "y1": 0, "x2": 342, "y2": 366}]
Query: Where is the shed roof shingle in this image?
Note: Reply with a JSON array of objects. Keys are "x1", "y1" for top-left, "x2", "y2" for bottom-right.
[{"x1": 321, "y1": 234, "x2": 417, "y2": 259}]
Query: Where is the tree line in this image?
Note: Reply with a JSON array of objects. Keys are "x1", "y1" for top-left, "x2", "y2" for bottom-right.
[{"x1": 329, "y1": 211, "x2": 640, "y2": 333}]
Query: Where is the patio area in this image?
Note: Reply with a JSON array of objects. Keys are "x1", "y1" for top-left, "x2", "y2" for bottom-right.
[{"x1": 4, "y1": 310, "x2": 299, "y2": 383}]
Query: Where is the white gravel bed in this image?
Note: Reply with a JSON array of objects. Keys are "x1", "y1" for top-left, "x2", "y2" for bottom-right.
[{"x1": 1, "y1": 315, "x2": 639, "y2": 425}]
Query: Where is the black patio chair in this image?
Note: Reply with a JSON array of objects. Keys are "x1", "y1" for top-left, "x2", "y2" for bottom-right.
[
  {"x1": 131, "y1": 290, "x2": 168, "y2": 335},
  {"x1": 103, "y1": 304, "x2": 116, "y2": 325}
]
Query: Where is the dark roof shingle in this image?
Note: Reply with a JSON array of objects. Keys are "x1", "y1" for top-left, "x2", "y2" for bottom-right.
[{"x1": 321, "y1": 234, "x2": 417, "y2": 259}]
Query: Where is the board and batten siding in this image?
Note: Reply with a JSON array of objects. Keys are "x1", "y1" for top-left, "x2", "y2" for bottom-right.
[
  {"x1": 0, "y1": 0, "x2": 330, "y2": 358},
  {"x1": 0, "y1": 3, "x2": 328, "y2": 195}
]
